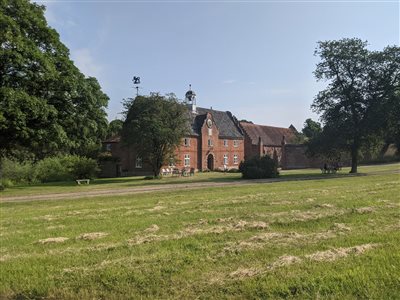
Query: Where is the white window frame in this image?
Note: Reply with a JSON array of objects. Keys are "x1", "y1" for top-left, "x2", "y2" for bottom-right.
[
  {"x1": 233, "y1": 140, "x2": 239, "y2": 147},
  {"x1": 208, "y1": 128, "x2": 212, "y2": 136},
  {"x1": 135, "y1": 156, "x2": 143, "y2": 168},
  {"x1": 223, "y1": 154, "x2": 228, "y2": 165},
  {"x1": 208, "y1": 139, "x2": 213, "y2": 147},
  {"x1": 223, "y1": 139, "x2": 228, "y2": 147},
  {"x1": 184, "y1": 154, "x2": 190, "y2": 167},
  {"x1": 184, "y1": 138, "x2": 190, "y2": 147},
  {"x1": 233, "y1": 154, "x2": 238, "y2": 164}
]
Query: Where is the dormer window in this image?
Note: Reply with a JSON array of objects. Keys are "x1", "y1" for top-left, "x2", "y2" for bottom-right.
[
  {"x1": 233, "y1": 140, "x2": 239, "y2": 147},
  {"x1": 184, "y1": 138, "x2": 190, "y2": 147}
]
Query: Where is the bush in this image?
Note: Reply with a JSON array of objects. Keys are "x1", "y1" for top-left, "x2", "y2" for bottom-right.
[
  {"x1": 1, "y1": 158, "x2": 36, "y2": 184},
  {"x1": 69, "y1": 156, "x2": 99, "y2": 179},
  {"x1": 34, "y1": 157, "x2": 71, "y2": 182},
  {"x1": 239, "y1": 156, "x2": 279, "y2": 179}
]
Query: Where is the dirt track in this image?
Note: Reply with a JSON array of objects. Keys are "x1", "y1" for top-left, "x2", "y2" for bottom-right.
[{"x1": 1, "y1": 169, "x2": 398, "y2": 203}]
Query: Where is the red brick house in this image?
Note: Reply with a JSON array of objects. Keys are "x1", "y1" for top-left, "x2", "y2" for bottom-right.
[
  {"x1": 240, "y1": 121, "x2": 297, "y2": 165},
  {"x1": 239, "y1": 121, "x2": 322, "y2": 169},
  {"x1": 100, "y1": 89, "x2": 244, "y2": 177}
]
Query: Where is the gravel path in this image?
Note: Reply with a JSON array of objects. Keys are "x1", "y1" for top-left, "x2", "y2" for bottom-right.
[{"x1": 1, "y1": 169, "x2": 398, "y2": 203}]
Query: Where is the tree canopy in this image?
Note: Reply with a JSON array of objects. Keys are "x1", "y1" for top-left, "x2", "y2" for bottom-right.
[
  {"x1": 0, "y1": 0, "x2": 109, "y2": 160},
  {"x1": 122, "y1": 93, "x2": 189, "y2": 177},
  {"x1": 302, "y1": 118, "x2": 322, "y2": 140},
  {"x1": 311, "y1": 38, "x2": 400, "y2": 173}
]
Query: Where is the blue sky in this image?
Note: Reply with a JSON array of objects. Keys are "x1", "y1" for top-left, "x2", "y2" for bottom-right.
[{"x1": 37, "y1": 0, "x2": 399, "y2": 130}]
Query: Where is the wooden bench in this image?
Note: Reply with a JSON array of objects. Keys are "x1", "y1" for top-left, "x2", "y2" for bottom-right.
[{"x1": 76, "y1": 179, "x2": 90, "y2": 185}]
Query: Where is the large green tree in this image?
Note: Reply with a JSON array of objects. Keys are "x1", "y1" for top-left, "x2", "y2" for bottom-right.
[
  {"x1": 312, "y1": 38, "x2": 400, "y2": 173},
  {"x1": 0, "y1": 0, "x2": 109, "y2": 160},
  {"x1": 122, "y1": 93, "x2": 189, "y2": 177}
]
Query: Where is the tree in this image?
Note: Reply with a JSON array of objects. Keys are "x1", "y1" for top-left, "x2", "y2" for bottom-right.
[
  {"x1": 0, "y1": 0, "x2": 109, "y2": 160},
  {"x1": 107, "y1": 119, "x2": 124, "y2": 138},
  {"x1": 122, "y1": 93, "x2": 189, "y2": 177},
  {"x1": 312, "y1": 38, "x2": 400, "y2": 173},
  {"x1": 302, "y1": 118, "x2": 322, "y2": 140}
]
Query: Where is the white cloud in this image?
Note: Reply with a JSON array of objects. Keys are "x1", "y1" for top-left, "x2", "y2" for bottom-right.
[{"x1": 71, "y1": 48, "x2": 103, "y2": 78}]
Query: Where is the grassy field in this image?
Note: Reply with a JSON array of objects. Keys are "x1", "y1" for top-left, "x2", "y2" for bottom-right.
[
  {"x1": 1, "y1": 162, "x2": 399, "y2": 198},
  {"x1": 0, "y1": 163, "x2": 399, "y2": 299}
]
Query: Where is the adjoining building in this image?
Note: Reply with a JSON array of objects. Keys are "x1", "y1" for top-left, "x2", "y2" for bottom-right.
[{"x1": 100, "y1": 87, "x2": 318, "y2": 177}]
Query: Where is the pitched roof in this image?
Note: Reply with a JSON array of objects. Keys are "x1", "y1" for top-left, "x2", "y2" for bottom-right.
[
  {"x1": 240, "y1": 122, "x2": 297, "y2": 146},
  {"x1": 188, "y1": 107, "x2": 243, "y2": 139}
]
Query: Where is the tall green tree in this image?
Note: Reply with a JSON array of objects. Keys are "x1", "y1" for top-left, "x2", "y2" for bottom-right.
[
  {"x1": 302, "y1": 118, "x2": 322, "y2": 140},
  {"x1": 122, "y1": 93, "x2": 189, "y2": 177},
  {"x1": 312, "y1": 38, "x2": 400, "y2": 173},
  {"x1": 0, "y1": 0, "x2": 109, "y2": 160}
]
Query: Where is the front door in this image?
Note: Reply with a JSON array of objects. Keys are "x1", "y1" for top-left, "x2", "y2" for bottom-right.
[{"x1": 207, "y1": 154, "x2": 214, "y2": 170}]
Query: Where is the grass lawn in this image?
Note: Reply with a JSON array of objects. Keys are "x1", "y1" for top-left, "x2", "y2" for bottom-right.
[
  {"x1": 0, "y1": 163, "x2": 399, "y2": 299},
  {"x1": 1, "y1": 162, "x2": 399, "y2": 198}
]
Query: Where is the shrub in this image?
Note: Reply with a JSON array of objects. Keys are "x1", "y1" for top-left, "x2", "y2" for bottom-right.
[
  {"x1": 1, "y1": 158, "x2": 36, "y2": 184},
  {"x1": 34, "y1": 157, "x2": 71, "y2": 182},
  {"x1": 239, "y1": 155, "x2": 279, "y2": 179},
  {"x1": 69, "y1": 156, "x2": 99, "y2": 179}
]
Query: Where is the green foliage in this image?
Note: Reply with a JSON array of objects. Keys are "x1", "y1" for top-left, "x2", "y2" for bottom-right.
[
  {"x1": 122, "y1": 93, "x2": 189, "y2": 177},
  {"x1": 1, "y1": 155, "x2": 99, "y2": 185},
  {"x1": 68, "y1": 156, "x2": 99, "y2": 179},
  {"x1": 239, "y1": 155, "x2": 279, "y2": 179},
  {"x1": 302, "y1": 118, "x2": 322, "y2": 140},
  {"x1": 312, "y1": 38, "x2": 400, "y2": 173},
  {"x1": 0, "y1": 0, "x2": 109, "y2": 159},
  {"x1": 34, "y1": 157, "x2": 71, "y2": 182},
  {"x1": 107, "y1": 119, "x2": 124, "y2": 138},
  {"x1": 1, "y1": 158, "x2": 36, "y2": 184}
]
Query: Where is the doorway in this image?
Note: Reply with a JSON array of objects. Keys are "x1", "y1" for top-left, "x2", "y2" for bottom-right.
[{"x1": 207, "y1": 154, "x2": 214, "y2": 170}]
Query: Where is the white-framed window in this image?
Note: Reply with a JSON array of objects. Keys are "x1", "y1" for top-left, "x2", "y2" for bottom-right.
[
  {"x1": 223, "y1": 154, "x2": 228, "y2": 165},
  {"x1": 184, "y1": 154, "x2": 190, "y2": 167},
  {"x1": 208, "y1": 128, "x2": 212, "y2": 136},
  {"x1": 106, "y1": 143, "x2": 112, "y2": 151},
  {"x1": 233, "y1": 154, "x2": 239, "y2": 164},
  {"x1": 223, "y1": 139, "x2": 228, "y2": 147},
  {"x1": 184, "y1": 138, "x2": 190, "y2": 147},
  {"x1": 135, "y1": 156, "x2": 143, "y2": 168},
  {"x1": 208, "y1": 139, "x2": 213, "y2": 147},
  {"x1": 233, "y1": 140, "x2": 239, "y2": 147}
]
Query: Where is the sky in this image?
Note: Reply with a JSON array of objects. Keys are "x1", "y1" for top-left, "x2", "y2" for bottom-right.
[{"x1": 35, "y1": 0, "x2": 399, "y2": 130}]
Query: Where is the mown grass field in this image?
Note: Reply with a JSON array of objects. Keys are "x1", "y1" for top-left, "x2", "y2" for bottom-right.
[
  {"x1": 0, "y1": 163, "x2": 399, "y2": 299},
  {"x1": 1, "y1": 163, "x2": 398, "y2": 198}
]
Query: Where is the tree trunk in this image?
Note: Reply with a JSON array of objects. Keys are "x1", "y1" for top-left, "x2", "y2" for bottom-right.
[{"x1": 350, "y1": 143, "x2": 359, "y2": 173}]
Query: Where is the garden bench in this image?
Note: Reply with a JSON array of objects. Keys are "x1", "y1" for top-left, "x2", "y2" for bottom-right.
[{"x1": 76, "y1": 179, "x2": 90, "y2": 185}]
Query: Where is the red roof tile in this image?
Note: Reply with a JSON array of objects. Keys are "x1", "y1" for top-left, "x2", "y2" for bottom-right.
[{"x1": 240, "y1": 122, "x2": 297, "y2": 146}]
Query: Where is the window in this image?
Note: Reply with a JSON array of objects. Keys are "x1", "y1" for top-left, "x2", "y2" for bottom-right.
[
  {"x1": 184, "y1": 138, "x2": 190, "y2": 147},
  {"x1": 223, "y1": 139, "x2": 228, "y2": 147},
  {"x1": 135, "y1": 156, "x2": 143, "y2": 168},
  {"x1": 208, "y1": 128, "x2": 212, "y2": 136},
  {"x1": 223, "y1": 154, "x2": 228, "y2": 165},
  {"x1": 233, "y1": 155, "x2": 239, "y2": 164},
  {"x1": 233, "y1": 140, "x2": 239, "y2": 147},
  {"x1": 208, "y1": 139, "x2": 213, "y2": 147},
  {"x1": 184, "y1": 154, "x2": 190, "y2": 167},
  {"x1": 106, "y1": 143, "x2": 112, "y2": 151}
]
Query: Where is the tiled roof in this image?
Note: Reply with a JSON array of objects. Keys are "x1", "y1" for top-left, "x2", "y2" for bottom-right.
[
  {"x1": 189, "y1": 107, "x2": 243, "y2": 139},
  {"x1": 240, "y1": 122, "x2": 297, "y2": 146}
]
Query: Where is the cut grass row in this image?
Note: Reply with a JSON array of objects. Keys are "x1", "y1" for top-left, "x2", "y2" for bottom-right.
[{"x1": 0, "y1": 167, "x2": 399, "y2": 299}]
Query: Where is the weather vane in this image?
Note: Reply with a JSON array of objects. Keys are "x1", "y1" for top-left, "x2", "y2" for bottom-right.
[{"x1": 132, "y1": 76, "x2": 140, "y2": 96}]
